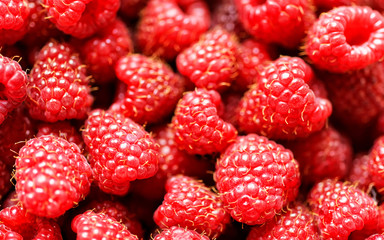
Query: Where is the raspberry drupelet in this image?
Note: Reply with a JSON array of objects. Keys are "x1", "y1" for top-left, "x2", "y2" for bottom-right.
[
  {"x1": 306, "y1": 6, "x2": 384, "y2": 73},
  {"x1": 214, "y1": 134, "x2": 301, "y2": 225},
  {"x1": 153, "y1": 226, "x2": 210, "y2": 240}
]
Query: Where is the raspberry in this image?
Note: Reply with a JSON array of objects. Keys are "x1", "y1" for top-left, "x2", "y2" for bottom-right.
[
  {"x1": 26, "y1": 41, "x2": 94, "y2": 122},
  {"x1": 153, "y1": 226, "x2": 210, "y2": 240},
  {"x1": 214, "y1": 134, "x2": 301, "y2": 225},
  {"x1": 305, "y1": 6, "x2": 384, "y2": 73},
  {"x1": 348, "y1": 154, "x2": 372, "y2": 191},
  {"x1": 221, "y1": 90, "x2": 242, "y2": 127},
  {"x1": 82, "y1": 109, "x2": 160, "y2": 195},
  {"x1": 77, "y1": 18, "x2": 133, "y2": 84},
  {"x1": 366, "y1": 234, "x2": 384, "y2": 240},
  {"x1": 176, "y1": 27, "x2": 238, "y2": 90},
  {"x1": 71, "y1": 211, "x2": 138, "y2": 240},
  {"x1": 137, "y1": 0, "x2": 210, "y2": 60},
  {"x1": 237, "y1": 56, "x2": 332, "y2": 140},
  {"x1": 308, "y1": 179, "x2": 379, "y2": 239},
  {"x1": 247, "y1": 203, "x2": 320, "y2": 240},
  {"x1": 235, "y1": 0, "x2": 315, "y2": 48},
  {"x1": 43, "y1": 0, "x2": 120, "y2": 39},
  {"x1": 313, "y1": 0, "x2": 356, "y2": 12},
  {"x1": 0, "y1": 54, "x2": 28, "y2": 125},
  {"x1": 285, "y1": 126, "x2": 353, "y2": 185},
  {"x1": 368, "y1": 136, "x2": 384, "y2": 193},
  {"x1": 111, "y1": 54, "x2": 184, "y2": 124},
  {"x1": 0, "y1": 160, "x2": 11, "y2": 201},
  {"x1": 119, "y1": 0, "x2": 149, "y2": 19},
  {"x1": 15, "y1": 135, "x2": 93, "y2": 218},
  {"x1": 171, "y1": 88, "x2": 238, "y2": 155},
  {"x1": 154, "y1": 175, "x2": 230, "y2": 238},
  {"x1": 0, "y1": 224, "x2": 21, "y2": 240}
]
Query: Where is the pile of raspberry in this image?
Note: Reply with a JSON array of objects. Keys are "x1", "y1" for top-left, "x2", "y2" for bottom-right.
[{"x1": 3, "y1": 0, "x2": 384, "y2": 239}]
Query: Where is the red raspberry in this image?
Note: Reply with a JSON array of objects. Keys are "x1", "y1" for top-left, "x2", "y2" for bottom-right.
[
  {"x1": 366, "y1": 234, "x2": 384, "y2": 240},
  {"x1": 214, "y1": 134, "x2": 301, "y2": 225},
  {"x1": 0, "y1": 224, "x2": 21, "y2": 240},
  {"x1": 43, "y1": 0, "x2": 120, "y2": 39},
  {"x1": 221, "y1": 90, "x2": 242, "y2": 127},
  {"x1": 26, "y1": 41, "x2": 93, "y2": 122},
  {"x1": 305, "y1": 6, "x2": 384, "y2": 73},
  {"x1": 368, "y1": 136, "x2": 384, "y2": 193},
  {"x1": 77, "y1": 18, "x2": 133, "y2": 84},
  {"x1": 237, "y1": 56, "x2": 332, "y2": 140},
  {"x1": 359, "y1": 0, "x2": 384, "y2": 12},
  {"x1": 176, "y1": 27, "x2": 238, "y2": 90},
  {"x1": 235, "y1": 0, "x2": 315, "y2": 48},
  {"x1": 247, "y1": 203, "x2": 320, "y2": 240},
  {"x1": 171, "y1": 88, "x2": 238, "y2": 155},
  {"x1": 119, "y1": 0, "x2": 148, "y2": 19},
  {"x1": 0, "y1": 160, "x2": 11, "y2": 201},
  {"x1": 0, "y1": 0, "x2": 30, "y2": 45},
  {"x1": 313, "y1": 0, "x2": 356, "y2": 12},
  {"x1": 82, "y1": 109, "x2": 160, "y2": 195},
  {"x1": 71, "y1": 211, "x2": 138, "y2": 240},
  {"x1": 15, "y1": 135, "x2": 93, "y2": 218},
  {"x1": 0, "y1": 54, "x2": 28, "y2": 124},
  {"x1": 154, "y1": 175, "x2": 230, "y2": 238},
  {"x1": 137, "y1": 0, "x2": 210, "y2": 60},
  {"x1": 111, "y1": 54, "x2": 184, "y2": 125},
  {"x1": 153, "y1": 226, "x2": 210, "y2": 240},
  {"x1": 348, "y1": 154, "x2": 372, "y2": 191},
  {"x1": 308, "y1": 179, "x2": 379, "y2": 239},
  {"x1": 285, "y1": 126, "x2": 353, "y2": 185}
]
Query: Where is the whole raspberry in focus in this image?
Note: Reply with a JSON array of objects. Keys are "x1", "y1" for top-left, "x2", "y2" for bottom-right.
[
  {"x1": 0, "y1": 0, "x2": 30, "y2": 45},
  {"x1": 137, "y1": 0, "x2": 210, "y2": 60},
  {"x1": 0, "y1": 55, "x2": 28, "y2": 125},
  {"x1": 71, "y1": 211, "x2": 138, "y2": 240},
  {"x1": 176, "y1": 27, "x2": 238, "y2": 90},
  {"x1": 110, "y1": 54, "x2": 184, "y2": 125},
  {"x1": 348, "y1": 154, "x2": 372, "y2": 191},
  {"x1": 235, "y1": 0, "x2": 315, "y2": 48},
  {"x1": 119, "y1": 0, "x2": 148, "y2": 19},
  {"x1": 154, "y1": 175, "x2": 230, "y2": 238},
  {"x1": 247, "y1": 203, "x2": 320, "y2": 240},
  {"x1": 171, "y1": 88, "x2": 238, "y2": 155},
  {"x1": 43, "y1": 0, "x2": 120, "y2": 39},
  {"x1": 214, "y1": 134, "x2": 301, "y2": 225},
  {"x1": 368, "y1": 136, "x2": 384, "y2": 193},
  {"x1": 237, "y1": 56, "x2": 332, "y2": 140},
  {"x1": 82, "y1": 109, "x2": 160, "y2": 195},
  {"x1": 26, "y1": 41, "x2": 93, "y2": 122},
  {"x1": 308, "y1": 179, "x2": 379, "y2": 239},
  {"x1": 285, "y1": 126, "x2": 353, "y2": 185},
  {"x1": 305, "y1": 6, "x2": 384, "y2": 73},
  {"x1": 78, "y1": 18, "x2": 133, "y2": 84},
  {"x1": 153, "y1": 226, "x2": 210, "y2": 240},
  {"x1": 15, "y1": 135, "x2": 93, "y2": 218}
]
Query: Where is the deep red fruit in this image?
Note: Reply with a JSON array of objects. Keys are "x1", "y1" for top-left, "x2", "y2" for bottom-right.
[
  {"x1": 348, "y1": 154, "x2": 372, "y2": 191},
  {"x1": 137, "y1": 0, "x2": 210, "y2": 60},
  {"x1": 0, "y1": 224, "x2": 22, "y2": 240},
  {"x1": 215, "y1": 134, "x2": 301, "y2": 225},
  {"x1": 313, "y1": 0, "x2": 356, "y2": 12},
  {"x1": 366, "y1": 234, "x2": 384, "y2": 240},
  {"x1": 15, "y1": 135, "x2": 93, "y2": 218},
  {"x1": 369, "y1": 136, "x2": 384, "y2": 193},
  {"x1": 119, "y1": 0, "x2": 149, "y2": 19},
  {"x1": 153, "y1": 226, "x2": 210, "y2": 240},
  {"x1": 306, "y1": 6, "x2": 384, "y2": 73},
  {"x1": 154, "y1": 175, "x2": 230, "y2": 238},
  {"x1": 0, "y1": 160, "x2": 11, "y2": 201},
  {"x1": 0, "y1": 0, "x2": 30, "y2": 45}
]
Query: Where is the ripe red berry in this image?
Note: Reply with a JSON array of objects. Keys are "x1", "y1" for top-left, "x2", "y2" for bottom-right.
[
  {"x1": 348, "y1": 154, "x2": 372, "y2": 191},
  {"x1": 366, "y1": 234, "x2": 384, "y2": 240},
  {"x1": 0, "y1": 0, "x2": 30, "y2": 45},
  {"x1": 153, "y1": 226, "x2": 210, "y2": 240},
  {"x1": 119, "y1": 0, "x2": 148, "y2": 19},
  {"x1": 369, "y1": 136, "x2": 384, "y2": 193},
  {"x1": 0, "y1": 224, "x2": 21, "y2": 240}
]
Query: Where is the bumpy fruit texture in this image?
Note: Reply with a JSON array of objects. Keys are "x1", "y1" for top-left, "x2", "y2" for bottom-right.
[
  {"x1": 43, "y1": 0, "x2": 120, "y2": 39},
  {"x1": 15, "y1": 135, "x2": 93, "y2": 218},
  {"x1": 137, "y1": 0, "x2": 210, "y2": 60},
  {"x1": 0, "y1": 224, "x2": 22, "y2": 240},
  {"x1": 306, "y1": 6, "x2": 384, "y2": 73},
  {"x1": 0, "y1": 0, "x2": 30, "y2": 45},
  {"x1": 154, "y1": 175, "x2": 230, "y2": 238},
  {"x1": 176, "y1": 27, "x2": 238, "y2": 90},
  {"x1": 366, "y1": 234, "x2": 384, "y2": 240},
  {"x1": 82, "y1": 109, "x2": 160, "y2": 195},
  {"x1": 26, "y1": 41, "x2": 93, "y2": 122},
  {"x1": 247, "y1": 203, "x2": 320, "y2": 240},
  {"x1": 71, "y1": 211, "x2": 138, "y2": 240},
  {"x1": 171, "y1": 88, "x2": 238, "y2": 155},
  {"x1": 111, "y1": 54, "x2": 184, "y2": 124},
  {"x1": 369, "y1": 136, "x2": 384, "y2": 193},
  {"x1": 215, "y1": 134, "x2": 301, "y2": 225},
  {"x1": 237, "y1": 56, "x2": 332, "y2": 140},
  {"x1": 235, "y1": 0, "x2": 315, "y2": 48},
  {"x1": 308, "y1": 179, "x2": 379, "y2": 239},
  {"x1": 153, "y1": 226, "x2": 210, "y2": 240},
  {"x1": 348, "y1": 154, "x2": 372, "y2": 191}
]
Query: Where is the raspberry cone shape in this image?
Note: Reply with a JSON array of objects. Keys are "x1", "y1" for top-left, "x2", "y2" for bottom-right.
[
  {"x1": 214, "y1": 134, "x2": 301, "y2": 225},
  {"x1": 71, "y1": 211, "x2": 138, "y2": 240},
  {"x1": 308, "y1": 179, "x2": 379, "y2": 239},
  {"x1": 43, "y1": 0, "x2": 120, "y2": 39},
  {"x1": 306, "y1": 6, "x2": 384, "y2": 73},
  {"x1": 235, "y1": 0, "x2": 315, "y2": 48},
  {"x1": 15, "y1": 135, "x2": 93, "y2": 218},
  {"x1": 237, "y1": 56, "x2": 332, "y2": 140},
  {"x1": 26, "y1": 41, "x2": 93, "y2": 122},
  {"x1": 171, "y1": 88, "x2": 238, "y2": 155},
  {"x1": 176, "y1": 27, "x2": 238, "y2": 90},
  {"x1": 111, "y1": 54, "x2": 184, "y2": 124},
  {"x1": 247, "y1": 203, "x2": 320, "y2": 240},
  {"x1": 82, "y1": 109, "x2": 160, "y2": 195},
  {"x1": 154, "y1": 226, "x2": 210, "y2": 240},
  {"x1": 154, "y1": 175, "x2": 230, "y2": 238},
  {"x1": 368, "y1": 136, "x2": 384, "y2": 193},
  {"x1": 0, "y1": 0, "x2": 30, "y2": 45},
  {"x1": 137, "y1": 0, "x2": 210, "y2": 60}
]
